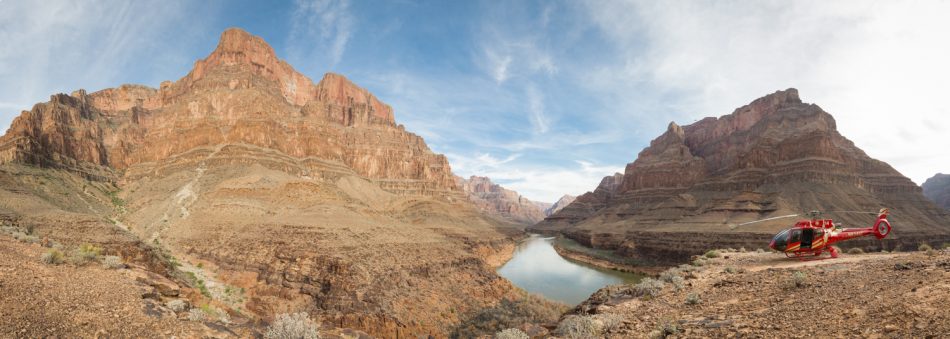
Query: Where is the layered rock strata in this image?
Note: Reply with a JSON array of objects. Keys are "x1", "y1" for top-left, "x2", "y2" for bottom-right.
[
  {"x1": 456, "y1": 175, "x2": 547, "y2": 225},
  {"x1": 922, "y1": 173, "x2": 950, "y2": 211},
  {"x1": 0, "y1": 28, "x2": 528, "y2": 337},
  {"x1": 531, "y1": 89, "x2": 950, "y2": 260}
]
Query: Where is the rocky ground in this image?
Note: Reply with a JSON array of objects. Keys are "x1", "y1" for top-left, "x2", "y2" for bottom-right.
[
  {"x1": 558, "y1": 247, "x2": 950, "y2": 338},
  {"x1": 0, "y1": 235, "x2": 226, "y2": 338}
]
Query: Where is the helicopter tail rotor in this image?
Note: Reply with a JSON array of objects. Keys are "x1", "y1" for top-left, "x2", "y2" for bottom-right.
[{"x1": 872, "y1": 211, "x2": 892, "y2": 239}]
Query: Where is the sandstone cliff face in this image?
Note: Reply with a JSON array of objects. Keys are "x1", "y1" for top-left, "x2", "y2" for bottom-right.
[
  {"x1": 531, "y1": 89, "x2": 950, "y2": 258},
  {"x1": 456, "y1": 175, "x2": 547, "y2": 225},
  {"x1": 923, "y1": 173, "x2": 950, "y2": 211},
  {"x1": 543, "y1": 195, "x2": 576, "y2": 217},
  {"x1": 0, "y1": 28, "x2": 450, "y2": 195},
  {"x1": 0, "y1": 28, "x2": 528, "y2": 337}
]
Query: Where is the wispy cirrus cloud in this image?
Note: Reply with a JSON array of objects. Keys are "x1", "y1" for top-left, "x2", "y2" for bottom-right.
[
  {"x1": 0, "y1": 0, "x2": 211, "y2": 134},
  {"x1": 579, "y1": 0, "x2": 950, "y2": 184},
  {"x1": 289, "y1": 0, "x2": 354, "y2": 68}
]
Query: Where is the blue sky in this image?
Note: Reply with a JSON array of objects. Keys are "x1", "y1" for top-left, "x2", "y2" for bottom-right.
[{"x1": 1, "y1": 1, "x2": 949, "y2": 202}]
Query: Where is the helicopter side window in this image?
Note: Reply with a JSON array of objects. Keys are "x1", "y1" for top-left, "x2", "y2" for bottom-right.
[{"x1": 789, "y1": 229, "x2": 802, "y2": 245}]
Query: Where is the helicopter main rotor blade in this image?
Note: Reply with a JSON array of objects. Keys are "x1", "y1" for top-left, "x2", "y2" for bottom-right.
[
  {"x1": 728, "y1": 214, "x2": 799, "y2": 230},
  {"x1": 827, "y1": 210, "x2": 878, "y2": 215}
]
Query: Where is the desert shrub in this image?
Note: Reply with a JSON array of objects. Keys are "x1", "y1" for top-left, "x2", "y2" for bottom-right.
[
  {"x1": 755, "y1": 248, "x2": 765, "y2": 253},
  {"x1": 166, "y1": 299, "x2": 189, "y2": 312},
  {"x1": 847, "y1": 248, "x2": 864, "y2": 254},
  {"x1": 791, "y1": 271, "x2": 807, "y2": 288},
  {"x1": 102, "y1": 255, "x2": 125, "y2": 269},
  {"x1": 452, "y1": 292, "x2": 567, "y2": 337},
  {"x1": 691, "y1": 259, "x2": 706, "y2": 267},
  {"x1": 926, "y1": 249, "x2": 937, "y2": 256},
  {"x1": 265, "y1": 312, "x2": 321, "y2": 339},
  {"x1": 739, "y1": 247, "x2": 747, "y2": 252},
  {"x1": 79, "y1": 243, "x2": 102, "y2": 258},
  {"x1": 658, "y1": 268, "x2": 681, "y2": 283},
  {"x1": 494, "y1": 328, "x2": 529, "y2": 339},
  {"x1": 41, "y1": 249, "x2": 65, "y2": 265},
  {"x1": 669, "y1": 275, "x2": 685, "y2": 290},
  {"x1": 685, "y1": 293, "x2": 701, "y2": 305},
  {"x1": 704, "y1": 250, "x2": 721, "y2": 258},
  {"x1": 919, "y1": 243, "x2": 933, "y2": 252},
  {"x1": 724, "y1": 266, "x2": 738, "y2": 274},
  {"x1": 942, "y1": 243, "x2": 950, "y2": 250},
  {"x1": 649, "y1": 320, "x2": 680, "y2": 339},
  {"x1": 596, "y1": 313, "x2": 625, "y2": 332},
  {"x1": 188, "y1": 308, "x2": 207, "y2": 322},
  {"x1": 633, "y1": 278, "x2": 665, "y2": 298},
  {"x1": 555, "y1": 315, "x2": 601, "y2": 339}
]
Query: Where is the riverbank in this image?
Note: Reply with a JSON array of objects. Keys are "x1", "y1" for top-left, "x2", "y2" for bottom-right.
[
  {"x1": 552, "y1": 236, "x2": 668, "y2": 275},
  {"x1": 553, "y1": 242, "x2": 666, "y2": 276}
]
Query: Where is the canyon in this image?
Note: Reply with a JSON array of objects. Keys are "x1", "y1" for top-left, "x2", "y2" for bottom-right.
[
  {"x1": 456, "y1": 175, "x2": 550, "y2": 225},
  {"x1": 923, "y1": 173, "x2": 950, "y2": 211},
  {"x1": 0, "y1": 28, "x2": 556, "y2": 338},
  {"x1": 531, "y1": 89, "x2": 950, "y2": 263}
]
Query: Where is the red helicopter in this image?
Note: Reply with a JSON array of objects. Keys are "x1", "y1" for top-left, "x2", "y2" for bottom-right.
[{"x1": 729, "y1": 208, "x2": 892, "y2": 259}]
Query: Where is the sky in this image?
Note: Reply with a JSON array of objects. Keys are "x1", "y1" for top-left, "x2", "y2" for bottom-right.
[{"x1": 1, "y1": 0, "x2": 948, "y2": 203}]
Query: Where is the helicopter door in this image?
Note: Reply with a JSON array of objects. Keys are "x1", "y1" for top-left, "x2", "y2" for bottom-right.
[{"x1": 801, "y1": 228, "x2": 814, "y2": 249}]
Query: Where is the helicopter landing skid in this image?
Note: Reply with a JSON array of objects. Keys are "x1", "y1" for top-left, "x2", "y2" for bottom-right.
[{"x1": 785, "y1": 247, "x2": 838, "y2": 261}]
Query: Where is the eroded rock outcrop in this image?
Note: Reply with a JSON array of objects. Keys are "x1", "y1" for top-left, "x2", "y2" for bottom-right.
[
  {"x1": 531, "y1": 89, "x2": 950, "y2": 260},
  {"x1": 0, "y1": 28, "x2": 449, "y2": 194},
  {"x1": 456, "y1": 175, "x2": 547, "y2": 225},
  {"x1": 923, "y1": 173, "x2": 950, "y2": 211}
]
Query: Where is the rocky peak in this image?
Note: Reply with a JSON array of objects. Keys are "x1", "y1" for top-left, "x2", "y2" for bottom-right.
[
  {"x1": 923, "y1": 173, "x2": 950, "y2": 211},
  {"x1": 315, "y1": 73, "x2": 395, "y2": 125},
  {"x1": 544, "y1": 194, "x2": 577, "y2": 216},
  {"x1": 456, "y1": 175, "x2": 546, "y2": 225}
]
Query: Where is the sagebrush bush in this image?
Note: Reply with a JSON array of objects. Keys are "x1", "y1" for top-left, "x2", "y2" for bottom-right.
[
  {"x1": 755, "y1": 248, "x2": 765, "y2": 253},
  {"x1": 79, "y1": 244, "x2": 102, "y2": 258},
  {"x1": 919, "y1": 243, "x2": 933, "y2": 252},
  {"x1": 791, "y1": 271, "x2": 807, "y2": 288},
  {"x1": 691, "y1": 259, "x2": 706, "y2": 267},
  {"x1": 847, "y1": 247, "x2": 864, "y2": 254},
  {"x1": 685, "y1": 293, "x2": 701, "y2": 305},
  {"x1": 704, "y1": 250, "x2": 721, "y2": 258},
  {"x1": 188, "y1": 308, "x2": 207, "y2": 322},
  {"x1": 724, "y1": 266, "x2": 738, "y2": 274},
  {"x1": 494, "y1": 328, "x2": 529, "y2": 339},
  {"x1": 102, "y1": 255, "x2": 125, "y2": 269},
  {"x1": 166, "y1": 299, "x2": 189, "y2": 312},
  {"x1": 634, "y1": 278, "x2": 665, "y2": 298},
  {"x1": 739, "y1": 247, "x2": 747, "y2": 252},
  {"x1": 596, "y1": 313, "x2": 624, "y2": 332},
  {"x1": 265, "y1": 312, "x2": 321, "y2": 339},
  {"x1": 41, "y1": 249, "x2": 65, "y2": 265},
  {"x1": 555, "y1": 315, "x2": 601, "y2": 339},
  {"x1": 669, "y1": 276, "x2": 685, "y2": 290},
  {"x1": 658, "y1": 268, "x2": 680, "y2": 283},
  {"x1": 926, "y1": 249, "x2": 937, "y2": 257}
]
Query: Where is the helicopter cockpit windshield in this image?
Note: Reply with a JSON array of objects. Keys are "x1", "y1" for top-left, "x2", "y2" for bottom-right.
[{"x1": 770, "y1": 229, "x2": 790, "y2": 251}]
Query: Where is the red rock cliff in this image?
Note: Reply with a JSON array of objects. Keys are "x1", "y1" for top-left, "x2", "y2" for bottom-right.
[{"x1": 0, "y1": 28, "x2": 449, "y2": 193}]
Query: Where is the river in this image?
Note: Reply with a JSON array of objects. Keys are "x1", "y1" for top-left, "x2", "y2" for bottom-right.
[{"x1": 497, "y1": 234, "x2": 645, "y2": 305}]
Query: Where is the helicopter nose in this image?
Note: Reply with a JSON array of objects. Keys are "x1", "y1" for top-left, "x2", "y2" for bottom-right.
[{"x1": 769, "y1": 239, "x2": 777, "y2": 251}]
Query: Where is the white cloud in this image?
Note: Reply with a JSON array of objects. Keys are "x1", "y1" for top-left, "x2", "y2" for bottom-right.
[
  {"x1": 582, "y1": 0, "x2": 950, "y2": 184},
  {"x1": 289, "y1": 0, "x2": 354, "y2": 67},
  {"x1": 525, "y1": 84, "x2": 548, "y2": 134},
  {"x1": 447, "y1": 151, "x2": 622, "y2": 203},
  {"x1": 0, "y1": 0, "x2": 205, "y2": 134}
]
